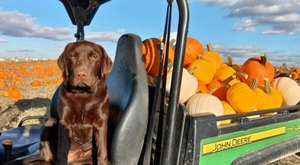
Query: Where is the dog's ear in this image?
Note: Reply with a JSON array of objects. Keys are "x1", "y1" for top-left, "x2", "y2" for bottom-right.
[
  {"x1": 57, "y1": 52, "x2": 64, "y2": 71},
  {"x1": 98, "y1": 45, "x2": 112, "y2": 76},
  {"x1": 58, "y1": 43, "x2": 70, "y2": 78}
]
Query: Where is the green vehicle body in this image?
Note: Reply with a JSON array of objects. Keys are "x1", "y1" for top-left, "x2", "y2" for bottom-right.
[{"x1": 200, "y1": 118, "x2": 300, "y2": 165}]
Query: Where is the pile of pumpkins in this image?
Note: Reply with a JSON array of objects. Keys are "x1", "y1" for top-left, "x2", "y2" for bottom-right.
[{"x1": 141, "y1": 37, "x2": 300, "y2": 125}]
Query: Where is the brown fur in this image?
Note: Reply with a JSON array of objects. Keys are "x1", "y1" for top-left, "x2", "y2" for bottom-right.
[{"x1": 27, "y1": 41, "x2": 112, "y2": 165}]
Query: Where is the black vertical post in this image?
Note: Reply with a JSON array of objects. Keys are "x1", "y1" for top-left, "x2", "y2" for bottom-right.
[
  {"x1": 162, "y1": 0, "x2": 189, "y2": 164},
  {"x1": 2, "y1": 140, "x2": 13, "y2": 162}
]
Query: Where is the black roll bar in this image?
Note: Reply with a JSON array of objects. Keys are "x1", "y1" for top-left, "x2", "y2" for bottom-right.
[{"x1": 162, "y1": 0, "x2": 189, "y2": 164}]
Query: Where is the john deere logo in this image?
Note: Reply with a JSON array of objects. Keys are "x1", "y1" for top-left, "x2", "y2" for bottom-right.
[
  {"x1": 211, "y1": 136, "x2": 251, "y2": 152},
  {"x1": 202, "y1": 127, "x2": 286, "y2": 154}
]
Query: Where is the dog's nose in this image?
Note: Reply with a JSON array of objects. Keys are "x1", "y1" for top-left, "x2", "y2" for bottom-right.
[{"x1": 76, "y1": 72, "x2": 86, "y2": 79}]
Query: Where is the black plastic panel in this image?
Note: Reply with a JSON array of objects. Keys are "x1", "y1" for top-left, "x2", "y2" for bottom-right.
[{"x1": 106, "y1": 33, "x2": 149, "y2": 165}]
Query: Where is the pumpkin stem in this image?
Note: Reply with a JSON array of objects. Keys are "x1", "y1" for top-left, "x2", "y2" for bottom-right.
[
  {"x1": 208, "y1": 87, "x2": 218, "y2": 95},
  {"x1": 207, "y1": 43, "x2": 213, "y2": 52},
  {"x1": 263, "y1": 78, "x2": 272, "y2": 95},
  {"x1": 221, "y1": 74, "x2": 237, "y2": 87},
  {"x1": 250, "y1": 77, "x2": 258, "y2": 90},
  {"x1": 197, "y1": 55, "x2": 211, "y2": 62},
  {"x1": 188, "y1": 66, "x2": 197, "y2": 75},
  {"x1": 260, "y1": 53, "x2": 267, "y2": 66},
  {"x1": 227, "y1": 55, "x2": 233, "y2": 67},
  {"x1": 227, "y1": 55, "x2": 240, "y2": 71},
  {"x1": 235, "y1": 71, "x2": 248, "y2": 80}
]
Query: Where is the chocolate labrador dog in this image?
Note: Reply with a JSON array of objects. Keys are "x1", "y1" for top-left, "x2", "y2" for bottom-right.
[{"x1": 26, "y1": 40, "x2": 112, "y2": 165}]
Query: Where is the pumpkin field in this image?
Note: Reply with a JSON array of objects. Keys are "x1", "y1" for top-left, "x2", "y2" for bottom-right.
[{"x1": 0, "y1": 60, "x2": 62, "y2": 130}]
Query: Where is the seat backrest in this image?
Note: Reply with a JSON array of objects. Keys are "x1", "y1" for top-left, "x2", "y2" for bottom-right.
[{"x1": 106, "y1": 33, "x2": 149, "y2": 165}]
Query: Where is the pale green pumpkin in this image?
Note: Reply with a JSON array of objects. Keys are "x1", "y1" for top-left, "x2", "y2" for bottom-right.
[
  {"x1": 271, "y1": 77, "x2": 300, "y2": 106},
  {"x1": 186, "y1": 91, "x2": 224, "y2": 125}
]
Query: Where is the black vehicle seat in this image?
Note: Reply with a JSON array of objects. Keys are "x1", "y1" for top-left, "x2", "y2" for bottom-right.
[{"x1": 106, "y1": 33, "x2": 149, "y2": 165}]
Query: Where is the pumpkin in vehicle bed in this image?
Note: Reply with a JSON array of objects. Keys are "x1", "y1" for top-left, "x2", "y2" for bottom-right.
[
  {"x1": 186, "y1": 89, "x2": 224, "y2": 125},
  {"x1": 187, "y1": 56, "x2": 217, "y2": 85},
  {"x1": 213, "y1": 62, "x2": 237, "y2": 84},
  {"x1": 255, "y1": 78, "x2": 283, "y2": 110},
  {"x1": 271, "y1": 77, "x2": 300, "y2": 106},
  {"x1": 220, "y1": 101, "x2": 236, "y2": 125},
  {"x1": 196, "y1": 80, "x2": 208, "y2": 93},
  {"x1": 226, "y1": 78, "x2": 259, "y2": 113},
  {"x1": 208, "y1": 74, "x2": 239, "y2": 101},
  {"x1": 183, "y1": 37, "x2": 204, "y2": 67},
  {"x1": 166, "y1": 68, "x2": 198, "y2": 103},
  {"x1": 240, "y1": 53, "x2": 274, "y2": 86},
  {"x1": 203, "y1": 43, "x2": 222, "y2": 69},
  {"x1": 224, "y1": 55, "x2": 240, "y2": 72},
  {"x1": 142, "y1": 38, "x2": 174, "y2": 77}
]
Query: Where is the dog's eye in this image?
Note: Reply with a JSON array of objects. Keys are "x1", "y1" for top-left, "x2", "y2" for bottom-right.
[
  {"x1": 69, "y1": 53, "x2": 76, "y2": 58},
  {"x1": 89, "y1": 53, "x2": 98, "y2": 60}
]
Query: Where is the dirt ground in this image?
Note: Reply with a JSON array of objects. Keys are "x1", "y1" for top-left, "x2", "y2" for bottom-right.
[
  {"x1": 0, "y1": 84, "x2": 59, "y2": 131},
  {"x1": 268, "y1": 154, "x2": 300, "y2": 165}
]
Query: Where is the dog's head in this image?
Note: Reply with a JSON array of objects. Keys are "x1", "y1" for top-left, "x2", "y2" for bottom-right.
[{"x1": 58, "y1": 40, "x2": 112, "y2": 92}]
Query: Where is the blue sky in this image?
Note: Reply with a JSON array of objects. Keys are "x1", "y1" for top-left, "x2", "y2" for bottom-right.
[{"x1": 0, "y1": 0, "x2": 299, "y2": 66}]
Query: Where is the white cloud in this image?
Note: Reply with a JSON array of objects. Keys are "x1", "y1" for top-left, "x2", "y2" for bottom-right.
[
  {"x1": 209, "y1": 43, "x2": 300, "y2": 66},
  {"x1": 0, "y1": 38, "x2": 6, "y2": 43},
  {"x1": 212, "y1": 44, "x2": 263, "y2": 59},
  {"x1": 201, "y1": 0, "x2": 300, "y2": 35},
  {"x1": 6, "y1": 49, "x2": 34, "y2": 53},
  {"x1": 262, "y1": 29, "x2": 286, "y2": 35},
  {"x1": 85, "y1": 29, "x2": 125, "y2": 42},
  {"x1": 233, "y1": 18, "x2": 257, "y2": 32},
  {"x1": 201, "y1": 0, "x2": 238, "y2": 7},
  {"x1": 0, "y1": 9, "x2": 125, "y2": 42},
  {"x1": 0, "y1": 9, "x2": 73, "y2": 40}
]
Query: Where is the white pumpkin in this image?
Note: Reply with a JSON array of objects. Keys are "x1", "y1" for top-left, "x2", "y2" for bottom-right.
[
  {"x1": 186, "y1": 92, "x2": 224, "y2": 125},
  {"x1": 166, "y1": 68, "x2": 198, "y2": 103},
  {"x1": 159, "y1": 32, "x2": 177, "y2": 47},
  {"x1": 271, "y1": 77, "x2": 300, "y2": 106}
]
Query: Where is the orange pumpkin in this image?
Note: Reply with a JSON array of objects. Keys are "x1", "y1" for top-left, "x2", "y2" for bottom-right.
[
  {"x1": 240, "y1": 53, "x2": 274, "y2": 85},
  {"x1": 0, "y1": 79, "x2": 6, "y2": 89},
  {"x1": 142, "y1": 38, "x2": 175, "y2": 77},
  {"x1": 295, "y1": 67, "x2": 300, "y2": 74},
  {"x1": 196, "y1": 80, "x2": 208, "y2": 93},
  {"x1": 207, "y1": 79, "x2": 222, "y2": 91},
  {"x1": 291, "y1": 72, "x2": 299, "y2": 80},
  {"x1": 31, "y1": 80, "x2": 42, "y2": 87},
  {"x1": 204, "y1": 44, "x2": 222, "y2": 69},
  {"x1": 255, "y1": 78, "x2": 282, "y2": 110},
  {"x1": 7, "y1": 85, "x2": 21, "y2": 100},
  {"x1": 209, "y1": 75, "x2": 238, "y2": 101},
  {"x1": 183, "y1": 37, "x2": 204, "y2": 67},
  {"x1": 187, "y1": 56, "x2": 217, "y2": 84},
  {"x1": 220, "y1": 101, "x2": 237, "y2": 125},
  {"x1": 213, "y1": 64, "x2": 236, "y2": 83}
]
